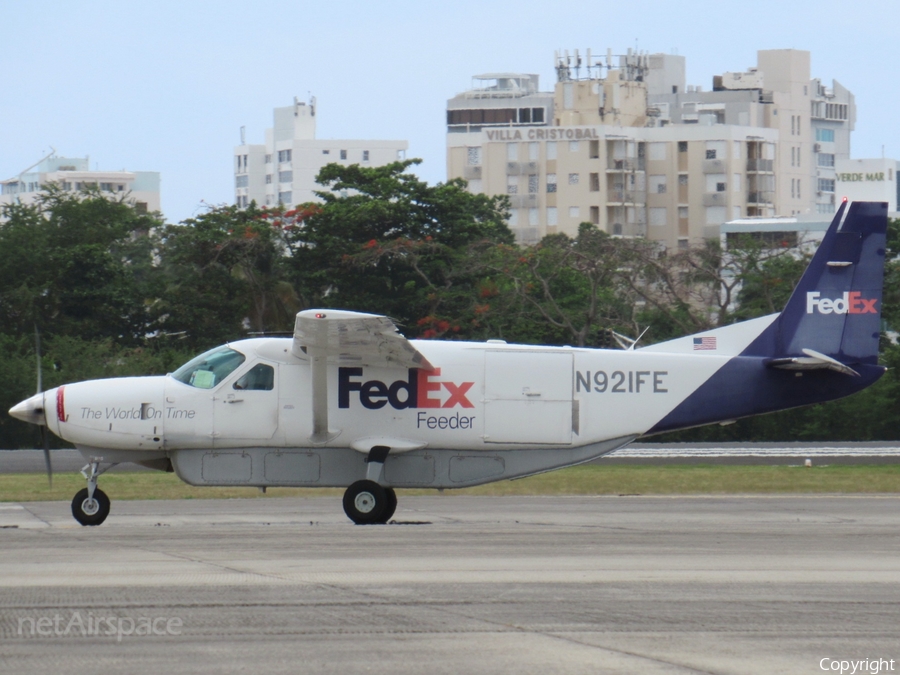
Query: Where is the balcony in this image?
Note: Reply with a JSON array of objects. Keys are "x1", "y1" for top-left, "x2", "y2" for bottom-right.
[
  {"x1": 509, "y1": 194, "x2": 539, "y2": 208},
  {"x1": 702, "y1": 159, "x2": 727, "y2": 174},
  {"x1": 746, "y1": 159, "x2": 774, "y2": 172},
  {"x1": 607, "y1": 158, "x2": 646, "y2": 172},
  {"x1": 607, "y1": 190, "x2": 646, "y2": 205},
  {"x1": 506, "y1": 161, "x2": 538, "y2": 175},
  {"x1": 463, "y1": 165, "x2": 482, "y2": 180},
  {"x1": 702, "y1": 192, "x2": 728, "y2": 206},
  {"x1": 609, "y1": 222, "x2": 648, "y2": 238},
  {"x1": 747, "y1": 191, "x2": 775, "y2": 204}
]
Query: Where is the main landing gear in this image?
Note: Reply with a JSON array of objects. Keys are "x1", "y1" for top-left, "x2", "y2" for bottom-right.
[
  {"x1": 342, "y1": 445, "x2": 397, "y2": 525},
  {"x1": 71, "y1": 457, "x2": 116, "y2": 526}
]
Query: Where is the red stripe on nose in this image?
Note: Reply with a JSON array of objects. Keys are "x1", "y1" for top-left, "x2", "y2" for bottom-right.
[{"x1": 57, "y1": 386, "x2": 66, "y2": 422}]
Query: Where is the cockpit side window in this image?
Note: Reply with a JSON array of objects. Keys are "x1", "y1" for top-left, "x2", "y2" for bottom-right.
[
  {"x1": 171, "y1": 346, "x2": 246, "y2": 389},
  {"x1": 233, "y1": 364, "x2": 275, "y2": 391}
]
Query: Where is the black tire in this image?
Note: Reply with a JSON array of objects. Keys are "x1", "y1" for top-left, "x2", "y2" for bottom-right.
[
  {"x1": 71, "y1": 487, "x2": 110, "y2": 526},
  {"x1": 342, "y1": 480, "x2": 387, "y2": 525},
  {"x1": 379, "y1": 488, "x2": 398, "y2": 524}
]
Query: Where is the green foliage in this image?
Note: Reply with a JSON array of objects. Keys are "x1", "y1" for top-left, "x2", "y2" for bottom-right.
[
  {"x1": 155, "y1": 202, "x2": 300, "y2": 350},
  {"x1": 285, "y1": 160, "x2": 513, "y2": 331},
  {"x1": 472, "y1": 224, "x2": 632, "y2": 346},
  {"x1": 1, "y1": 175, "x2": 899, "y2": 449},
  {"x1": 728, "y1": 235, "x2": 809, "y2": 322},
  {"x1": 0, "y1": 185, "x2": 162, "y2": 343}
]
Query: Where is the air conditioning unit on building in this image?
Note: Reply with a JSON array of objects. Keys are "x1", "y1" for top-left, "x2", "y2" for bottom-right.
[{"x1": 814, "y1": 143, "x2": 822, "y2": 152}]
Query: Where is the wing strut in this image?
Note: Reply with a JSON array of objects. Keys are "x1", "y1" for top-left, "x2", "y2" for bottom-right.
[{"x1": 308, "y1": 347, "x2": 339, "y2": 444}]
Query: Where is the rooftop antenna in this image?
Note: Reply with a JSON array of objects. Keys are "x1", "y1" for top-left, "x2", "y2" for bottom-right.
[
  {"x1": 8, "y1": 146, "x2": 57, "y2": 181},
  {"x1": 240, "y1": 126, "x2": 246, "y2": 145}
]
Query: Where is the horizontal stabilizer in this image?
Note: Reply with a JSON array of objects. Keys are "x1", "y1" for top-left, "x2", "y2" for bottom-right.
[{"x1": 768, "y1": 348, "x2": 860, "y2": 377}]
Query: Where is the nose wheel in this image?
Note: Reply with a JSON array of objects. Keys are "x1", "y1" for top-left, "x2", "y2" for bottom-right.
[
  {"x1": 71, "y1": 457, "x2": 116, "y2": 526},
  {"x1": 71, "y1": 487, "x2": 110, "y2": 526}
]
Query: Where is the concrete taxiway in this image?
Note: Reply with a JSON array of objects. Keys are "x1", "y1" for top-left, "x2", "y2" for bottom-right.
[{"x1": 1, "y1": 495, "x2": 898, "y2": 674}]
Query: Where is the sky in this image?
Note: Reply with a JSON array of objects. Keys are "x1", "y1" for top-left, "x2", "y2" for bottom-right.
[{"x1": 1, "y1": 0, "x2": 897, "y2": 224}]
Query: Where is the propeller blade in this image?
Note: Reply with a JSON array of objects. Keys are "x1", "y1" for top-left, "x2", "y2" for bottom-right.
[
  {"x1": 34, "y1": 324, "x2": 42, "y2": 395},
  {"x1": 41, "y1": 425, "x2": 52, "y2": 488},
  {"x1": 34, "y1": 325, "x2": 50, "y2": 486}
]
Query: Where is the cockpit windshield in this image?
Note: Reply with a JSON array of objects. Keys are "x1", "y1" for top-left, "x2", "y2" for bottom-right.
[{"x1": 171, "y1": 346, "x2": 246, "y2": 389}]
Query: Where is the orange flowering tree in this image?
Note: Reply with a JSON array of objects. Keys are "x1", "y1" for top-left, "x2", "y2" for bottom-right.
[{"x1": 282, "y1": 160, "x2": 513, "y2": 337}]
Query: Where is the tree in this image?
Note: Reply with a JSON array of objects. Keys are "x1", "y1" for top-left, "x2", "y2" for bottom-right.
[
  {"x1": 284, "y1": 160, "x2": 513, "y2": 332},
  {"x1": 475, "y1": 224, "x2": 633, "y2": 347},
  {"x1": 599, "y1": 231, "x2": 809, "y2": 345},
  {"x1": 0, "y1": 185, "x2": 162, "y2": 344},
  {"x1": 154, "y1": 202, "x2": 300, "y2": 350}
]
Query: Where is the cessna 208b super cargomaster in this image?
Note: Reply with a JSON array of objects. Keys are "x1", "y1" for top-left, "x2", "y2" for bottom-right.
[{"x1": 9, "y1": 200, "x2": 889, "y2": 525}]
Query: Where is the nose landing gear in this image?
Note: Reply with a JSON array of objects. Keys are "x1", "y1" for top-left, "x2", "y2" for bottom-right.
[{"x1": 71, "y1": 457, "x2": 116, "y2": 526}]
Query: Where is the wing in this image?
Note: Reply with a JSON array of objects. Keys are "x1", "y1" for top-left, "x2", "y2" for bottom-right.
[
  {"x1": 291, "y1": 309, "x2": 433, "y2": 444},
  {"x1": 292, "y1": 309, "x2": 433, "y2": 370}
]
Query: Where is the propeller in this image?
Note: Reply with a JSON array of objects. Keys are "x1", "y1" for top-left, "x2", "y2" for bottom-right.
[{"x1": 34, "y1": 325, "x2": 52, "y2": 487}]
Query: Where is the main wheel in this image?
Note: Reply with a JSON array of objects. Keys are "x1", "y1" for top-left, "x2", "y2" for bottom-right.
[
  {"x1": 379, "y1": 488, "x2": 398, "y2": 524},
  {"x1": 71, "y1": 487, "x2": 110, "y2": 526},
  {"x1": 342, "y1": 480, "x2": 387, "y2": 525}
]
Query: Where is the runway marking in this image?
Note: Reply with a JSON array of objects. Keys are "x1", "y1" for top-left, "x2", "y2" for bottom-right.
[{"x1": 608, "y1": 445, "x2": 900, "y2": 458}]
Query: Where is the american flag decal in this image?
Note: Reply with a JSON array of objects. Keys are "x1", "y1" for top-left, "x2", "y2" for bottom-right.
[{"x1": 693, "y1": 337, "x2": 717, "y2": 350}]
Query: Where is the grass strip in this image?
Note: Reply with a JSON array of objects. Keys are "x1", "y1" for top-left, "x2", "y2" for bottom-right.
[{"x1": 1, "y1": 464, "x2": 899, "y2": 502}]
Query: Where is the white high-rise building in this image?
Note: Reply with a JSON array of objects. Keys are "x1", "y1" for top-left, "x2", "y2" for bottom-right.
[
  {"x1": 0, "y1": 152, "x2": 161, "y2": 214},
  {"x1": 234, "y1": 97, "x2": 408, "y2": 208}
]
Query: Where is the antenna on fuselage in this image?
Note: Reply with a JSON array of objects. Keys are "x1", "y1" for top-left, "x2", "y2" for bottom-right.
[{"x1": 611, "y1": 326, "x2": 649, "y2": 351}]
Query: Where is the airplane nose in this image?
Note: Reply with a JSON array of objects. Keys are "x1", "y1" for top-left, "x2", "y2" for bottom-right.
[{"x1": 8, "y1": 392, "x2": 47, "y2": 426}]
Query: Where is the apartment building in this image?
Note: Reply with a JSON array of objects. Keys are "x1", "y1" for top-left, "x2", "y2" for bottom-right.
[
  {"x1": 234, "y1": 97, "x2": 408, "y2": 208},
  {"x1": 651, "y1": 49, "x2": 854, "y2": 218},
  {"x1": 447, "y1": 49, "x2": 854, "y2": 247},
  {"x1": 0, "y1": 153, "x2": 160, "y2": 213}
]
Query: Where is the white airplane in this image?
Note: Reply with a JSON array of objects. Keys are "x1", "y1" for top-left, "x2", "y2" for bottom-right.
[{"x1": 9, "y1": 200, "x2": 888, "y2": 525}]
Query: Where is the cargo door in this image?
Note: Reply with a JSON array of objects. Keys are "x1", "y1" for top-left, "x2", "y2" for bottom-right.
[{"x1": 483, "y1": 351, "x2": 573, "y2": 444}]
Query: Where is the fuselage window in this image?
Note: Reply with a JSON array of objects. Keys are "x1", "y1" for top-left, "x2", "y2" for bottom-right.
[
  {"x1": 234, "y1": 364, "x2": 275, "y2": 391},
  {"x1": 171, "y1": 346, "x2": 246, "y2": 389}
]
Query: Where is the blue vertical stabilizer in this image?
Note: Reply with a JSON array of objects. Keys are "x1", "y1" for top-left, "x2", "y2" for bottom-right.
[
  {"x1": 747, "y1": 200, "x2": 887, "y2": 365},
  {"x1": 647, "y1": 201, "x2": 888, "y2": 434}
]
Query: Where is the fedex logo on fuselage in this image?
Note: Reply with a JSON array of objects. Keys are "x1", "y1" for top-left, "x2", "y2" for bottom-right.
[
  {"x1": 806, "y1": 291, "x2": 877, "y2": 315},
  {"x1": 338, "y1": 367, "x2": 475, "y2": 410}
]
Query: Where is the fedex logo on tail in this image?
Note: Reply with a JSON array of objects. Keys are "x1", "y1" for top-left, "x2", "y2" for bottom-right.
[
  {"x1": 338, "y1": 367, "x2": 475, "y2": 410},
  {"x1": 806, "y1": 291, "x2": 878, "y2": 315}
]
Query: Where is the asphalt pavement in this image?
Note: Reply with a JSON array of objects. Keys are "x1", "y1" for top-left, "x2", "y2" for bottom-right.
[{"x1": 1, "y1": 495, "x2": 898, "y2": 675}]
